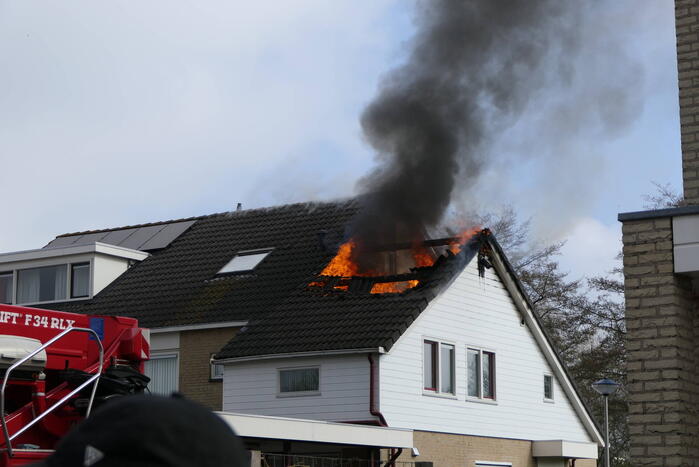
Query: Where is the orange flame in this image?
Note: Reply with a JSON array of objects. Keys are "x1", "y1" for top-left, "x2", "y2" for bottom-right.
[
  {"x1": 412, "y1": 245, "x2": 434, "y2": 268},
  {"x1": 311, "y1": 227, "x2": 483, "y2": 294},
  {"x1": 370, "y1": 280, "x2": 419, "y2": 294},
  {"x1": 448, "y1": 227, "x2": 482, "y2": 254},
  {"x1": 319, "y1": 240, "x2": 362, "y2": 277}
]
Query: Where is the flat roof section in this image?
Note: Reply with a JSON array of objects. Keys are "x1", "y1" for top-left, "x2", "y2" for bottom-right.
[
  {"x1": 216, "y1": 412, "x2": 413, "y2": 449},
  {"x1": 618, "y1": 205, "x2": 699, "y2": 222}
]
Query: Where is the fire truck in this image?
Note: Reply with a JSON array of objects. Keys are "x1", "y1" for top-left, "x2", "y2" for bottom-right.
[{"x1": 0, "y1": 304, "x2": 150, "y2": 466}]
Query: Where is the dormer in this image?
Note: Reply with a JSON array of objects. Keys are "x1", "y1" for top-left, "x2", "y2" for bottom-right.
[{"x1": 0, "y1": 242, "x2": 148, "y2": 306}]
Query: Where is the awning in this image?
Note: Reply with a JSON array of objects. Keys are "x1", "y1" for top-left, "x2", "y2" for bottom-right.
[{"x1": 217, "y1": 412, "x2": 413, "y2": 449}]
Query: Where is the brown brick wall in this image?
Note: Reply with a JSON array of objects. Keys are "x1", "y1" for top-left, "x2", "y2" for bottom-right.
[
  {"x1": 387, "y1": 431, "x2": 595, "y2": 467},
  {"x1": 622, "y1": 217, "x2": 699, "y2": 465},
  {"x1": 677, "y1": 0, "x2": 699, "y2": 205},
  {"x1": 178, "y1": 327, "x2": 240, "y2": 410}
]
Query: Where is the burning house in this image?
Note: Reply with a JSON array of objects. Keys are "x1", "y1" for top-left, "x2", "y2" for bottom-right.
[{"x1": 0, "y1": 198, "x2": 604, "y2": 466}]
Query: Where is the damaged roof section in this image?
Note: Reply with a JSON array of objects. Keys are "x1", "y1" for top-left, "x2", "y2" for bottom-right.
[{"x1": 215, "y1": 233, "x2": 492, "y2": 360}]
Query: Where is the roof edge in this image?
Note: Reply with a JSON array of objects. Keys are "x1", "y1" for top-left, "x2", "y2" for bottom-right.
[
  {"x1": 215, "y1": 347, "x2": 385, "y2": 363},
  {"x1": 55, "y1": 198, "x2": 358, "y2": 239},
  {"x1": 618, "y1": 205, "x2": 699, "y2": 222}
]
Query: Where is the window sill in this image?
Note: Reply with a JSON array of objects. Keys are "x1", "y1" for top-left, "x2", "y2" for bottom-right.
[
  {"x1": 543, "y1": 398, "x2": 555, "y2": 404},
  {"x1": 276, "y1": 391, "x2": 321, "y2": 398},
  {"x1": 465, "y1": 397, "x2": 498, "y2": 406},
  {"x1": 209, "y1": 378, "x2": 223, "y2": 383},
  {"x1": 16, "y1": 296, "x2": 92, "y2": 307},
  {"x1": 422, "y1": 391, "x2": 457, "y2": 400}
]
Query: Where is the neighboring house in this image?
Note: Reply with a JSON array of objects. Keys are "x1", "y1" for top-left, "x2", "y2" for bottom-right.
[
  {"x1": 0, "y1": 202, "x2": 358, "y2": 410},
  {"x1": 616, "y1": 2, "x2": 699, "y2": 466},
  {"x1": 216, "y1": 229, "x2": 603, "y2": 466},
  {"x1": 0, "y1": 200, "x2": 602, "y2": 465}
]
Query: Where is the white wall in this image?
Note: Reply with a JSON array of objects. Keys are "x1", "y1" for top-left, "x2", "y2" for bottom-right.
[
  {"x1": 223, "y1": 354, "x2": 372, "y2": 422},
  {"x1": 93, "y1": 254, "x2": 130, "y2": 294},
  {"x1": 379, "y1": 257, "x2": 593, "y2": 442}
]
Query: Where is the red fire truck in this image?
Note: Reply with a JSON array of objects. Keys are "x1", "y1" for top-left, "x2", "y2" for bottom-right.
[{"x1": 0, "y1": 304, "x2": 150, "y2": 466}]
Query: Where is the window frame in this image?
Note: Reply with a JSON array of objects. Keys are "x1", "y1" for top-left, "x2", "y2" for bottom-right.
[
  {"x1": 543, "y1": 373, "x2": 554, "y2": 402},
  {"x1": 70, "y1": 262, "x2": 91, "y2": 299},
  {"x1": 422, "y1": 338, "x2": 456, "y2": 396},
  {"x1": 8, "y1": 260, "x2": 93, "y2": 306},
  {"x1": 217, "y1": 248, "x2": 273, "y2": 275},
  {"x1": 277, "y1": 366, "x2": 321, "y2": 397},
  {"x1": 466, "y1": 346, "x2": 497, "y2": 402},
  {"x1": 209, "y1": 353, "x2": 224, "y2": 382}
]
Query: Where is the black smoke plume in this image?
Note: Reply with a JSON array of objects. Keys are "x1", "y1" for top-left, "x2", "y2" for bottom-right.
[{"x1": 349, "y1": 0, "x2": 591, "y2": 270}]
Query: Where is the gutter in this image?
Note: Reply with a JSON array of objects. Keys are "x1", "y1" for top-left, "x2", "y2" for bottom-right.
[{"x1": 216, "y1": 347, "x2": 386, "y2": 364}]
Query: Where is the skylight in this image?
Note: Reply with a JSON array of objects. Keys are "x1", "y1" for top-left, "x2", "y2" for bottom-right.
[{"x1": 218, "y1": 249, "x2": 272, "y2": 274}]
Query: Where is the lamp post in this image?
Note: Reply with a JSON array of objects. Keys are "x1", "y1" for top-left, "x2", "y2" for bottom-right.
[{"x1": 592, "y1": 378, "x2": 620, "y2": 467}]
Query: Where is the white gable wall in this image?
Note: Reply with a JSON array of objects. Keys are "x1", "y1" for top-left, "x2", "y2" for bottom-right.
[
  {"x1": 222, "y1": 354, "x2": 372, "y2": 422},
  {"x1": 379, "y1": 257, "x2": 593, "y2": 442}
]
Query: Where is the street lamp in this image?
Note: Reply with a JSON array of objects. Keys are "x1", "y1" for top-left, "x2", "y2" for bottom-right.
[{"x1": 592, "y1": 378, "x2": 620, "y2": 467}]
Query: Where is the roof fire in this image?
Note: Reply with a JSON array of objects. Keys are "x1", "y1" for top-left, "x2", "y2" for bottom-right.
[{"x1": 308, "y1": 228, "x2": 483, "y2": 294}]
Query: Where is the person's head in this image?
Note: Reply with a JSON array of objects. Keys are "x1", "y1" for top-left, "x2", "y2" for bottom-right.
[{"x1": 37, "y1": 394, "x2": 247, "y2": 466}]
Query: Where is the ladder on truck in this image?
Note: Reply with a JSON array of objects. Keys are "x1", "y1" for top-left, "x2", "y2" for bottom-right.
[{"x1": 0, "y1": 327, "x2": 103, "y2": 466}]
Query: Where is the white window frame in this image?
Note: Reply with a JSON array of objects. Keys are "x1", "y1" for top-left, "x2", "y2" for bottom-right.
[
  {"x1": 277, "y1": 366, "x2": 321, "y2": 397},
  {"x1": 218, "y1": 248, "x2": 273, "y2": 275},
  {"x1": 544, "y1": 373, "x2": 554, "y2": 402},
  {"x1": 210, "y1": 353, "x2": 224, "y2": 381},
  {"x1": 145, "y1": 352, "x2": 180, "y2": 395},
  {"x1": 466, "y1": 346, "x2": 497, "y2": 402},
  {"x1": 475, "y1": 462, "x2": 512, "y2": 466},
  {"x1": 422, "y1": 337, "x2": 456, "y2": 397}
]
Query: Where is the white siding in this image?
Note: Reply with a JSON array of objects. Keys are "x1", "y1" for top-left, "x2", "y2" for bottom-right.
[
  {"x1": 379, "y1": 257, "x2": 593, "y2": 442},
  {"x1": 223, "y1": 355, "x2": 372, "y2": 422}
]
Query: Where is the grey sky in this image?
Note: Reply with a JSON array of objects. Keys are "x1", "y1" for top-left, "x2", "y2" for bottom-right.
[{"x1": 0, "y1": 1, "x2": 679, "y2": 281}]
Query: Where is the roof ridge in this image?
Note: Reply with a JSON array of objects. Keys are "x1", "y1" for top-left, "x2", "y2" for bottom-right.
[{"x1": 55, "y1": 198, "x2": 358, "y2": 239}]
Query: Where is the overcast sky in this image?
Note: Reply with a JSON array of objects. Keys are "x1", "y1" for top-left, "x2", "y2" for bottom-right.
[{"x1": 0, "y1": 1, "x2": 680, "y2": 281}]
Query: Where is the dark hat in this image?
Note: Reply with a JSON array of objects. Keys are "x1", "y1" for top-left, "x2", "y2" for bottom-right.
[{"x1": 37, "y1": 394, "x2": 247, "y2": 467}]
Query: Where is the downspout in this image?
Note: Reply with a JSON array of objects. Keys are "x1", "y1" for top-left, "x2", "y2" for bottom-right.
[
  {"x1": 368, "y1": 353, "x2": 388, "y2": 427},
  {"x1": 368, "y1": 354, "x2": 400, "y2": 466}
]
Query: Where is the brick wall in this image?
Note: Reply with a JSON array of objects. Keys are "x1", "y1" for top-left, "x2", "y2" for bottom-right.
[
  {"x1": 178, "y1": 326, "x2": 240, "y2": 410},
  {"x1": 388, "y1": 431, "x2": 595, "y2": 467},
  {"x1": 622, "y1": 217, "x2": 699, "y2": 465},
  {"x1": 677, "y1": 0, "x2": 699, "y2": 205}
]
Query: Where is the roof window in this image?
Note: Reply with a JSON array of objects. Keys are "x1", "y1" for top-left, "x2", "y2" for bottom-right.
[{"x1": 218, "y1": 249, "x2": 272, "y2": 274}]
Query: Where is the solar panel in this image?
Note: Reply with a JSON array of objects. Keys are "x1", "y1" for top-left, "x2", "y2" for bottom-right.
[
  {"x1": 139, "y1": 221, "x2": 195, "y2": 250},
  {"x1": 43, "y1": 220, "x2": 196, "y2": 252},
  {"x1": 119, "y1": 225, "x2": 166, "y2": 250}
]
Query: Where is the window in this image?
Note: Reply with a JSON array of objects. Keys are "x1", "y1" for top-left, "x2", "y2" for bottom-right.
[
  {"x1": 210, "y1": 354, "x2": 224, "y2": 381},
  {"x1": 144, "y1": 353, "x2": 179, "y2": 395},
  {"x1": 423, "y1": 339, "x2": 455, "y2": 395},
  {"x1": 218, "y1": 249, "x2": 272, "y2": 274},
  {"x1": 71, "y1": 263, "x2": 90, "y2": 298},
  {"x1": 17, "y1": 265, "x2": 67, "y2": 304},
  {"x1": 544, "y1": 374, "x2": 554, "y2": 400},
  {"x1": 0, "y1": 273, "x2": 12, "y2": 304},
  {"x1": 423, "y1": 340, "x2": 438, "y2": 390},
  {"x1": 279, "y1": 367, "x2": 319, "y2": 394},
  {"x1": 467, "y1": 348, "x2": 495, "y2": 400}
]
